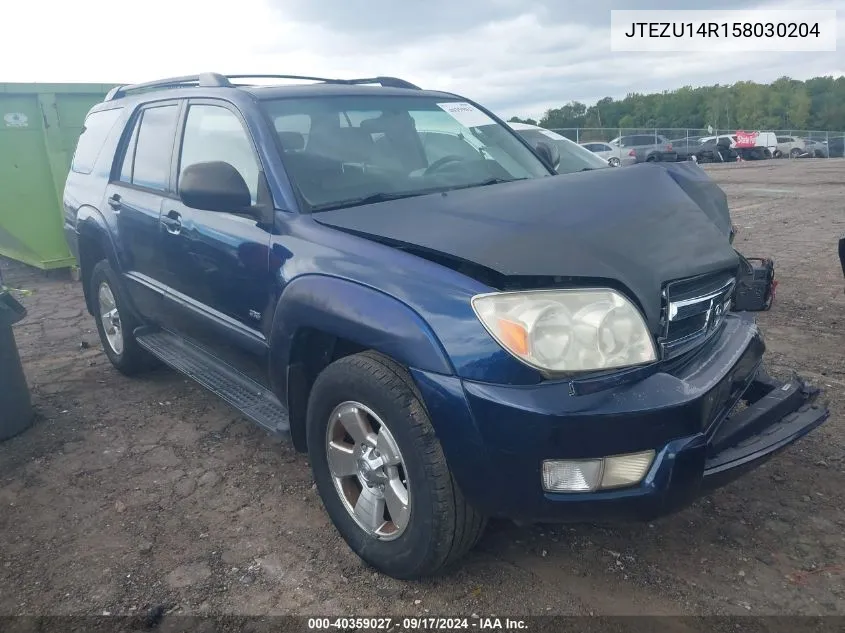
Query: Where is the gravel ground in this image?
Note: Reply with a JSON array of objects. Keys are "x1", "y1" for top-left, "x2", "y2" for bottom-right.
[{"x1": 0, "y1": 159, "x2": 843, "y2": 619}]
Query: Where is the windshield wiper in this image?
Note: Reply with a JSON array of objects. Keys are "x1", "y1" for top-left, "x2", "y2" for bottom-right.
[
  {"x1": 310, "y1": 179, "x2": 527, "y2": 211},
  {"x1": 310, "y1": 191, "x2": 429, "y2": 212},
  {"x1": 447, "y1": 177, "x2": 527, "y2": 191}
]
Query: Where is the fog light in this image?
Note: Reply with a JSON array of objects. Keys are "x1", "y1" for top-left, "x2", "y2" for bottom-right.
[
  {"x1": 542, "y1": 459, "x2": 603, "y2": 492},
  {"x1": 541, "y1": 450, "x2": 655, "y2": 493},
  {"x1": 600, "y1": 450, "x2": 655, "y2": 489}
]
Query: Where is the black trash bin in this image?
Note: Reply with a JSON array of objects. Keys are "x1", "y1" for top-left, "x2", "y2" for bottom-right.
[{"x1": 0, "y1": 289, "x2": 33, "y2": 441}]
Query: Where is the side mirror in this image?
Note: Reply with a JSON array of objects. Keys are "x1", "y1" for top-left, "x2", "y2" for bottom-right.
[
  {"x1": 534, "y1": 141, "x2": 560, "y2": 171},
  {"x1": 179, "y1": 161, "x2": 252, "y2": 212}
]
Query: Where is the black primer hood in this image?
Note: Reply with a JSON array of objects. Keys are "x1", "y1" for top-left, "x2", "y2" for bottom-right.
[{"x1": 314, "y1": 161, "x2": 739, "y2": 330}]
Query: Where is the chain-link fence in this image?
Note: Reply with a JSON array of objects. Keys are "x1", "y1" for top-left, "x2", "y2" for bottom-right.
[{"x1": 549, "y1": 128, "x2": 845, "y2": 159}]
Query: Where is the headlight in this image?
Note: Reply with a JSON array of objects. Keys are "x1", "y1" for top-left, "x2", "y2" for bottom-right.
[{"x1": 471, "y1": 289, "x2": 657, "y2": 373}]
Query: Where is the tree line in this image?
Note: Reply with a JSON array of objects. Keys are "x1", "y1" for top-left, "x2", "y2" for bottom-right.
[{"x1": 509, "y1": 75, "x2": 845, "y2": 132}]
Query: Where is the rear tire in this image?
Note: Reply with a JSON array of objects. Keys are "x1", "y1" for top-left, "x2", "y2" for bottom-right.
[
  {"x1": 306, "y1": 351, "x2": 486, "y2": 579},
  {"x1": 89, "y1": 260, "x2": 156, "y2": 376}
]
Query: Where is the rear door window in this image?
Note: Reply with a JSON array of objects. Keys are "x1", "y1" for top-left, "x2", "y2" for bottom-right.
[{"x1": 119, "y1": 104, "x2": 180, "y2": 191}]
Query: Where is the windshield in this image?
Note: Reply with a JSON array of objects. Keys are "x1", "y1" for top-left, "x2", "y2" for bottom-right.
[
  {"x1": 512, "y1": 128, "x2": 611, "y2": 173},
  {"x1": 260, "y1": 95, "x2": 552, "y2": 211}
]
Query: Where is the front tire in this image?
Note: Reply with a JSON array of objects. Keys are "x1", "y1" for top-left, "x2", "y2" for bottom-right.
[
  {"x1": 89, "y1": 260, "x2": 156, "y2": 376},
  {"x1": 306, "y1": 351, "x2": 486, "y2": 579}
]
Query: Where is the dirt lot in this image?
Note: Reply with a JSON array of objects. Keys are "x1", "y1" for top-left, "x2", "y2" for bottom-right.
[{"x1": 1, "y1": 159, "x2": 843, "y2": 619}]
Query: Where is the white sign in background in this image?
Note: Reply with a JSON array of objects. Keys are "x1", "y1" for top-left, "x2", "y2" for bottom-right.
[{"x1": 610, "y1": 9, "x2": 837, "y2": 53}]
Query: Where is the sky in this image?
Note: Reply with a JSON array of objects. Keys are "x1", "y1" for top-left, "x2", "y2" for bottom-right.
[{"x1": 2, "y1": 0, "x2": 843, "y2": 120}]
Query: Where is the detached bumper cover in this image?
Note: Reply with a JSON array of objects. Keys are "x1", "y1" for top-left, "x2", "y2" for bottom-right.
[{"x1": 702, "y1": 373, "x2": 827, "y2": 489}]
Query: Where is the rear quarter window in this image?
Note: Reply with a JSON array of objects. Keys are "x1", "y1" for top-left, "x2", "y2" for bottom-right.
[{"x1": 71, "y1": 108, "x2": 123, "y2": 175}]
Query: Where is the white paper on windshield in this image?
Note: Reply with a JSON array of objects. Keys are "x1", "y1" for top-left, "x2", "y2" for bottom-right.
[{"x1": 437, "y1": 102, "x2": 495, "y2": 128}]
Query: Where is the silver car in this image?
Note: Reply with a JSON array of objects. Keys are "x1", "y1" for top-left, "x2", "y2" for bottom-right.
[
  {"x1": 507, "y1": 123, "x2": 614, "y2": 172},
  {"x1": 804, "y1": 139, "x2": 829, "y2": 158},
  {"x1": 606, "y1": 134, "x2": 677, "y2": 163},
  {"x1": 579, "y1": 141, "x2": 635, "y2": 167}
]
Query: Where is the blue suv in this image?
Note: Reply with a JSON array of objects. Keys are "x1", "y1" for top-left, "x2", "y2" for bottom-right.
[{"x1": 63, "y1": 73, "x2": 829, "y2": 579}]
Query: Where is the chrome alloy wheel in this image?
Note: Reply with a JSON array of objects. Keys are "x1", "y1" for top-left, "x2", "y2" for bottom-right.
[
  {"x1": 98, "y1": 282, "x2": 124, "y2": 355},
  {"x1": 325, "y1": 401, "x2": 411, "y2": 540}
]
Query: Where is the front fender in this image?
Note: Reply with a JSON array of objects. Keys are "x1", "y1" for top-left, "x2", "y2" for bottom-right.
[{"x1": 269, "y1": 274, "x2": 455, "y2": 407}]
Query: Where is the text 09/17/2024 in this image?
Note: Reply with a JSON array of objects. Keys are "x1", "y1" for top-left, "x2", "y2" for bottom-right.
[{"x1": 610, "y1": 9, "x2": 837, "y2": 52}]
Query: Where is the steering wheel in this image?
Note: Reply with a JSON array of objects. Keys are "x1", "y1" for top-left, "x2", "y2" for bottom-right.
[{"x1": 424, "y1": 155, "x2": 466, "y2": 176}]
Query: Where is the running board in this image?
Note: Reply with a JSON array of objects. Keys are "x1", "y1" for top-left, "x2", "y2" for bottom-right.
[{"x1": 134, "y1": 327, "x2": 290, "y2": 438}]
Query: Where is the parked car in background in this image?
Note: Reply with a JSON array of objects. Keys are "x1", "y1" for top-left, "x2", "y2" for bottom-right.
[
  {"x1": 774, "y1": 135, "x2": 808, "y2": 158},
  {"x1": 828, "y1": 136, "x2": 845, "y2": 158},
  {"x1": 691, "y1": 137, "x2": 739, "y2": 163},
  {"x1": 508, "y1": 123, "x2": 613, "y2": 171},
  {"x1": 739, "y1": 131, "x2": 777, "y2": 157},
  {"x1": 803, "y1": 138, "x2": 829, "y2": 158},
  {"x1": 700, "y1": 132, "x2": 775, "y2": 160},
  {"x1": 668, "y1": 135, "x2": 705, "y2": 161},
  {"x1": 700, "y1": 134, "x2": 737, "y2": 147},
  {"x1": 606, "y1": 134, "x2": 677, "y2": 163},
  {"x1": 579, "y1": 141, "x2": 634, "y2": 167}
]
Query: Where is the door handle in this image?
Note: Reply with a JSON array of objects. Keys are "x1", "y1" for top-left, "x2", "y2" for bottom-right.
[
  {"x1": 161, "y1": 211, "x2": 182, "y2": 235},
  {"x1": 107, "y1": 194, "x2": 122, "y2": 212}
]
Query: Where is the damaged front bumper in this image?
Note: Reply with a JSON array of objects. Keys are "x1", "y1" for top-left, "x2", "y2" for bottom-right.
[
  {"x1": 701, "y1": 370, "x2": 827, "y2": 489},
  {"x1": 411, "y1": 314, "x2": 830, "y2": 523}
]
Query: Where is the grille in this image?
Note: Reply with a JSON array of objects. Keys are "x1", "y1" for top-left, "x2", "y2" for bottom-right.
[{"x1": 659, "y1": 270, "x2": 736, "y2": 360}]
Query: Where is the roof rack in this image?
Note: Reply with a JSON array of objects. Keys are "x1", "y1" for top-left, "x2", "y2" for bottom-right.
[
  {"x1": 104, "y1": 73, "x2": 421, "y2": 101},
  {"x1": 104, "y1": 73, "x2": 231, "y2": 101},
  {"x1": 225, "y1": 74, "x2": 421, "y2": 90}
]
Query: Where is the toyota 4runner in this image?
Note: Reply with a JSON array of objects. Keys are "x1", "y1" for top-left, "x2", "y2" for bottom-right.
[{"x1": 64, "y1": 73, "x2": 830, "y2": 579}]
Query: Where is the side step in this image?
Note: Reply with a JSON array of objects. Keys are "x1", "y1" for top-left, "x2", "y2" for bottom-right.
[{"x1": 134, "y1": 327, "x2": 290, "y2": 437}]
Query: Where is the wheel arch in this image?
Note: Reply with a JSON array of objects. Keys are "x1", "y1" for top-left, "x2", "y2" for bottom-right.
[
  {"x1": 268, "y1": 275, "x2": 455, "y2": 452},
  {"x1": 75, "y1": 208, "x2": 122, "y2": 316}
]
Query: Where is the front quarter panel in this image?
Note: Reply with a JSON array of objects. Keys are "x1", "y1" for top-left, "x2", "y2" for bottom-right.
[
  {"x1": 269, "y1": 273, "x2": 455, "y2": 385},
  {"x1": 267, "y1": 216, "x2": 544, "y2": 391}
]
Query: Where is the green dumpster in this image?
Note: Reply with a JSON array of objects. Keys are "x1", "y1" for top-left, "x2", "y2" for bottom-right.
[{"x1": 0, "y1": 83, "x2": 116, "y2": 270}]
